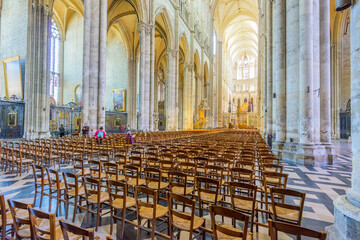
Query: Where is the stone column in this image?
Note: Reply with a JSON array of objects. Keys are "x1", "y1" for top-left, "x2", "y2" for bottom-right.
[
  {"x1": 217, "y1": 41, "x2": 223, "y2": 127},
  {"x1": 273, "y1": 0, "x2": 286, "y2": 146},
  {"x1": 166, "y1": 49, "x2": 178, "y2": 131},
  {"x1": 138, "y1": 22, "x2": 153, "y2": 131},
  {"x1": 182, "y1": 64, "x2": 188, "y2": 129},
  {"x1": 320, "y1": 0, "x2": 337, "y2": 163},
  {"x1": 24, "y1": 0, "x2": 54, "y2": 139},
  {"x1": 299, "y1": 0, "x2": 313, "y2": 145},
  {"x1": 82, "y1": 0, "x2": 107, "y2": 133},
  {"x1": 185, "y1": 64, "x2": 193, "y2": 129},
  {"x1": 266, "y1": 0, "x2": 273, "y2": 141},
  {"x1": 327, "y1": 2, "x2": 360, "y2": 239},
  {"x1": 259, "y1": 0, "x2": 267, "y2": 136},
  {"x1": 128, "y1": 56, "x2": 137, "y2": 129}
]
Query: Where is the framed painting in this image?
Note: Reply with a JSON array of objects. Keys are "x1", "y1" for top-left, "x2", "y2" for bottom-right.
[
  {"x1": 114, "y1": 118, "x2": 122, "y2": 127},
  {"x1": 74, "y1": 84, "x2": 83, "y2": 106},
  {"x1": 113, "y1": 89, "x2": 126, "y2": 112},
  {"x1": 8, "y1": 111, "x2": 17, "y2": 128},
  {"x1": 3, "y1": 56, "x2": 23, "y2": 100}
]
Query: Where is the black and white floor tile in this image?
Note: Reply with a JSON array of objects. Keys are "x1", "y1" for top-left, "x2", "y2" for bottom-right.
[{"x1": 0, "y1": 140, "x2": 352, "y2": 239}]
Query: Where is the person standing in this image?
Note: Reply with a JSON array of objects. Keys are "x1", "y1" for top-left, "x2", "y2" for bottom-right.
[
  {"x1": 59, "y1": 124, "x2": 65, "y2": 138},
  {"x1": 82, "y1": 123, "x2": 90, "y2": 135},
  {"x1": 94, "y1": 126, "x2": 107, "y2": 144}
]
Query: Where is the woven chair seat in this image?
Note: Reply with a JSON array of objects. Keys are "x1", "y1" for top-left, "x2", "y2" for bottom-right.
[
  {"x1": 270, "y1": 206, "x2": 300, "y2": 222},
  {"x1": 147, "y1": 181, "x2": 169, "y2": 190},
  {"x1": 171, "y1": 186, "x2": 193, "y2": 195},
  {"x1": 112, "y1": 197, "x2": 136, "y2": 209},
  {"x1": 200, "y1": 192, "x2": 223, "y2": 203},
  {"x1": 108, "y1": 175, "x2": 126, "y2": 181},
  {"x1": 68, "y1": 186, "x2": 85, "y2": 196},
  {"x1": 233, "y1": 198, "x2": 253, "y2": 211},
  {"x1": 139, "y1": 205, "x2": 168, "y2": 220},
  {"x1": 88, "y1": 191, "x2": 109, "y2": 204},
  {"x1": 216, "y1": 224, "x2": 252, "y2": 240},
  {"x1": 91, "y1": 172, "x2": 107, "y2": 179},
  {"x1": 172, "y1": 212, "x2": 204, "y2": 231},
  {"x1": 128, "y1": 178, "x2": 146, "y2": 186}
]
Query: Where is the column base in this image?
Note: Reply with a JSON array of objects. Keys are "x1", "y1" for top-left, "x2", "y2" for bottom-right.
[
  {"x1": 24, "y1": 131, "x2": 51, "y2": 140},
  {"x1": 326, "y1": 195, "x2": 360, "y2": 240},
  {"x1": 273, "y1": 142, "x2": 334, "y2": 166}
]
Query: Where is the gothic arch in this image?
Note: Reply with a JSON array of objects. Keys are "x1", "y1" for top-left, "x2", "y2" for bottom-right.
[{"x1": 154, "y1": 7, "x2": 175, "y2": 49}]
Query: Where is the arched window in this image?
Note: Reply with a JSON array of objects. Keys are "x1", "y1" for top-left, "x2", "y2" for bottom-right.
[
  {"x1": 50, "y1": 19, "x2": 61, "y2": 104},
  {"x1": 243, "y1": 55, "x2": 249, "y2": 79},
  {"x1": 249, "y1": 58, "x2": 255, "y2": 79},
  {"x1": 237, "y1": 60, "x2": 242, "y2": 80}
]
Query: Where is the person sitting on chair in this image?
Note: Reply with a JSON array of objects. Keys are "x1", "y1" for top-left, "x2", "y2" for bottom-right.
[
  {"x1": 59, "y1": 124, "x2": 65, "y2": 138},
  {"x1": 94, "y1": 126, "x2": 106, "y2": 144}
]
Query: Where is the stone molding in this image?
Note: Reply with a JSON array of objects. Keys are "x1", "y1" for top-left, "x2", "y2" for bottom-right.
[{"x1": 138, "y1": 22, "x2": 154, "y2": 36}]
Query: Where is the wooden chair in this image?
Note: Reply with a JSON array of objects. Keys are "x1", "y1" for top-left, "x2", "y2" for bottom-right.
[
  {"x1": 124, "y1": 165, "x2": 146, "y2": 188},
  {"x1": 231, "y1": 167, "x2": 254, "y2": 184},
  {"x1": 135, "y1": 186, "x2": 168, "y2": 240},
  {"x1": 268, "y1": 219, "x2": 326, "y2": 240},
  {"x1": 7, "y1": 199, "x2": 32, "y2": 240},
  {"x1": 0, "y1": 195, "x2": 13, "y2": 240},
  {"x1": 144, "y1": 167, "x2": 168, "y2": 202},
  {"x1": 89, "y1": 160, "x2": 107, "y2": 181},
  {"x1": 106, "y1": 179, "x2": 136, "y2": 237},
  {"x1": 168, "y1": 171, "x2": 193, "y2": 197},
  {"x1": 32, "y1": 164, "x2": 50, "y2": 208},
  {"x1": 83, "y1": 176, "x2": 110, "y2": 231},
  {"x1": 210, "y1": 205, "x2": 252, "y2": 240},
  {"x1": 62, "y1": 172, "x2": 86, "y2": 222},
  {"x1": 167, "y1": 192, "x2": 204, "y2": 240},
  {"x1": 13, "y1": 149, "x2": 33, "y2": 176},
  {"x1": 59, "y1": 219, "x2": 95, "y2": 240},
  {"x1": 28, "y1": 207, "x2": 62, "y2": 240},
  {"x1": 104, "y1": 162, "x2": 125, "y2": 182},
  {"x1": 270, "y1": 188, "x2": 306, "y2": 226},
  {"x1": 74, "y1": 157, "x2": 90, "y2": 177},
  {"x1": 46, "y1": 168, "x2": 67, "y2": 216},
  {"x1": 196, "y1": 177, "x2": 222, "y2": 217},
  {"x1": 230, "y1": 182, "x2": 257, "y2": 232}
]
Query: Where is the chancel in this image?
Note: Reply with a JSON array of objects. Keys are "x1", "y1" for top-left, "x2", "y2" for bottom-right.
[{"x1": 0, "y1": 0, "x2": 358, "y2": 239}]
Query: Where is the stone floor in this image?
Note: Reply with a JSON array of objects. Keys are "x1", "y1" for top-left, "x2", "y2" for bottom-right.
[{"x1": 0, "y1": 140, "x2": 352, "y2": 239}]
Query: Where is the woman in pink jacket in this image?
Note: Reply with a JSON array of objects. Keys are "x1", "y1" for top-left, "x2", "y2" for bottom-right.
[{"x1": 94, "y1": 126, "x2": 107, "y2": 144}]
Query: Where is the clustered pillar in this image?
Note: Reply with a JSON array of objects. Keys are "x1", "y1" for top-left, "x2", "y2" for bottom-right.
[
  {"x1": 24, "y1": 0, "x2": 55, "y2": 139},
  {"x1": 82, "y1": 0, "x2": 107, "y2": 133},
  {"x1": 327, "y1": 2, "x2": 360, "y2": 239}
]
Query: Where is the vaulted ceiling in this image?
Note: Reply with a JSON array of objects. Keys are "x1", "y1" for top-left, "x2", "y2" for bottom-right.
[{"x1": 212, "y1": 0, "x2": 258, "y2": 63}]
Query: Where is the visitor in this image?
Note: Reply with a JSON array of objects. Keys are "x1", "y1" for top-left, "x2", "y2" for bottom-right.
[
  {"x1": 82, "y1": 123, "x2": 90, "y2": 135},
  {"x1": 125, "y1": 130, "x2": 134, "y2": 144},
  {"x1": 95, "y1": 126, "x2": 107, "y2": 144},
  {"x1": 59, "y1": 124, "x2": 65, "y2": 138}
]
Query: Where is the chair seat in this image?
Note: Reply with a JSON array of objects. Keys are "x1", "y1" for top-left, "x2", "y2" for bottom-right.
[
  {"x1": 172, "y1": 186, "x2": 193, "y2": 195},
  {"x1": 88, "y1": 191, "x2": 109, "y2": 204},
  {"x1": 172, "y1": 212, "x2": 204, "y2": 231},
  {"x1": 216, "y1": 224, "x2": 252, "y2": 240},
  {"x1": 17, "y1": 224, "x2": 31, "y2": 238},
  {"x1": 0, "y1": 211, "x2": 14, "y2": 226},
  {"x1": 270, "y1": 206, "x2": 300, "y2": 222},
  {"x1": 147, "y1": 181, "x2": 169, "y2": 190},
  {"x1": 112, "y1": 197, "x2": 136, "y2": 209},
  {"x1": 128, "y1": 178, "x2": 146, "y2": 186},
  {"x1": 92, "y1": 172, "x2": 107, "y2": 179},
  {"x1": 200, "y1": 192, "x2": 223, "y2": 203},
  {"x1": 68, "y1": 186, "x2": 85, "y2": 197},
  {"x1": 51, "y1": 181, "x2": 66, "y2": 191},
  {"x1": 233, "y1": 198, "x2": 254, "y2": 212},
  {"x1": 109, "y1": 175, "x2": 126, "y2": 181},
  {"x1": 139, "y1": 205, "x2": 168, "y2": 220}
]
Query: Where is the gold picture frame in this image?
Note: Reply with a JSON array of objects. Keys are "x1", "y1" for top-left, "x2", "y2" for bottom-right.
[
  {"x1": 3, "y1": 56, "x2": 23, "y2": 100},
  {"x1": 113, "y1": 89, "x2": 126, "y2": 112},
  {"x1": 8, "y1": 111, "x2": 17, "y2": 128},
  {"x1": 114, "y1": 118, "x2": 122, "y2": 127},
  {"x1": 74, "y1": 84, "x2": 82, "y2": 106}
]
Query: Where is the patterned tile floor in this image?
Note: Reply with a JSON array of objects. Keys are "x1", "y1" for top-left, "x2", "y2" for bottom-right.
[{"x1": 0, "y1": 140, "x2": 352, "y2": 239}]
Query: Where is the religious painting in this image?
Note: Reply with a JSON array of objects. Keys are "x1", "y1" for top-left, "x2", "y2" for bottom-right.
[
  {"x1": 8, "y1": 111, "x2": 17, "y2": 128},
  {"x1": 3, "y1": 56, "x2": 23, "y2": 100},
  {"x1": 114, "y1": 118, "x2": 122, "y2": 127},
  {"x1": 74, "y1": 84, "x2": 83, "y2": 106},
  {"x1": 113, "y1": 89, "x2": 126, "y2": 112}
]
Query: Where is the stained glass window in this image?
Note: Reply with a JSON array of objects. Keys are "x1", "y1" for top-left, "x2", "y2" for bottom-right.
[{"x1": 50, "y1": 19, "x2": 61, "y2": 104}]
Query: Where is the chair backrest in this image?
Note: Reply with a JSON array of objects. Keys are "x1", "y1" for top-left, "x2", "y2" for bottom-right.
[
  {"x1": 135, "y1": 186, "x2": 158, "y2": 218},
  {"x1": 63, "y1": 172, "x2": 82, "y2": 197},
  {"x1": 46, "y1": 168, "x2": 61, "y2": 190},
  {"x1": 263, "y1": 172, "x2": 288, "y2": 189},
  {"x1": 144, "y1": 167, "x2": 162, "y2": 187},
  {"x1": 0, "y1": 195, "x2": 6, "y2": 240},
  {"x1": 74, "y1": 157, "x2": 86, "y2": 176},
  {"x1": 83, "y1": 177, "x2": 102, "y2": 203},
  {"x1": 106, "y1": 179, "x2": 128, "y2": 208},
  {"x1": 88, "y1": 160, "x2": 103, "y2": 178},
  {"x1": 124, "y1": 165, "x2": 141, "y2": 184},
  {"x1": 268, "y1": 219, "x2": 327, "y2": 240},
  {"x1": 28, "y1": 207, "x2": 57, "y2": 240},
  {"x1": 59, "y1": 219, "x2": 94, "y2": 240},
  {"x1": 196, "y1": 177, "x2": 221, "y2": 203},
  {"x1": 168, "y1": 171, "x2": 187, "y2": 192},
  {"x1": 210, "y1": 205, "x2": 249, "y2": 240},
  {"x1": 231, "y1": 167, "x2": 254, "y2": 184},
  {"x1": 32, "y1": 164, "x2": 46, "y2": 184},
  {"x1": 104, "y1": 162, "x2": 119, "y2": 180},
  {"x1": 7, "y1": 199, "x2": 32, "y2": 239},
  {"x1": 205, "y1": 165, "x2": 224, "y2": 182},
  {"x1": 230, "y1": 181, "x2": 257, "y2": 209},
  {"x1": 270, "y1": 188, "x2": 306, "y2": 224}
]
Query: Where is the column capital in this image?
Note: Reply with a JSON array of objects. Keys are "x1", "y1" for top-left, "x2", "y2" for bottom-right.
[
  {"x1": 138, "y1": 22, "x2": 154, "y2": 36},
  {"x1": 185, "y1": 63, "x2": 193, "y2": 71},
  {"x1": 167, "y1": 49, "x2": 179, "y2": 58}
]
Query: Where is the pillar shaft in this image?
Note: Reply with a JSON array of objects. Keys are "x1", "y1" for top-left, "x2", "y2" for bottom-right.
[
  {"x1": 320, "y1": 0, "x2": 332, "y2": 143},
  {"x1": 273, "y1": 0, "x2": 286, "y2": 143},
  {"x1": 166, "y1": 49, "x2": 178, "y2": 131},
  {"x1": 299, "y1": 0, "x2": 314, "y2": 144},
  {"x1": 266, "y1": 0, "x2": 273, "y2": 138},
  {"x1": 217, "y1": 41, "x2": 223, "y2": 127},
  {"x1": 82, "y1": 0, "x2": 107, "y2": 132},
  {"x1": 24, "y1": 1, "x2": 54, "y2": 139}
]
